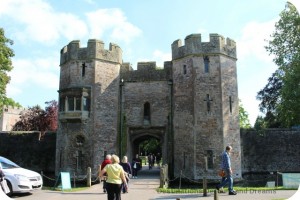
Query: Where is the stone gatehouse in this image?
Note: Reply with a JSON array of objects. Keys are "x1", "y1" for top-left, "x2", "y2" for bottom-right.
[{"x1": 55, "y1": 33, "x2": 241, "y2": 180}]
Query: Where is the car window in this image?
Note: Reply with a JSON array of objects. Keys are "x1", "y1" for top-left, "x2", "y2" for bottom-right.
[
  {"x1": 0, "y1": 157, "x2": 20, "y2": 169},
  {"x1": 0, "y1": 161, "x2": 19, "y2": 169}
]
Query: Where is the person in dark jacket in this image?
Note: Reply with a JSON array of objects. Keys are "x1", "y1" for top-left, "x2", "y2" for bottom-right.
[
  {"x1": 120, "y1": 156, "x2": 132, "y2": 193},
  {"x1": 132, "y1": 154, "x2": 142, "y2": 178}
]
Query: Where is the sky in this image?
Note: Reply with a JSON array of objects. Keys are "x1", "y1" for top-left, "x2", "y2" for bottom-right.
[{"x1": 0, "y1": 0, "x2": 299, "y2": 126}]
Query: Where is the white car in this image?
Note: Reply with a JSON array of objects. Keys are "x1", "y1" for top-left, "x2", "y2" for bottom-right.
[{"x1": 0, "y1": 156, "x2": 43, "y2": 195}]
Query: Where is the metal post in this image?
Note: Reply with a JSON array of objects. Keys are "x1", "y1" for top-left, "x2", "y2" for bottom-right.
[
  {"x1": 214, "y1": 189, "x2": 219, "y2": 200},
  {"x1": 203, "y1": 177, "x2": 207, "y2": 196},
  {"x1": 160, "y1": 166, "x2": 164, "y2": 188},
  {"x1": 73, "y1": 172, "x2": 76, "y2": 188},
  {"x1": 87, "y1": 167, "x2": 91, "y2": 187},
  {"x1": 179, "y1": 170, "x2": 182, "y2": 189},
  {"x1": 40, "y1": 171, "x2": 44, "y2": 185},
  {"x1": 277, "y1": 171, "x2": 279, "y2": 188}
]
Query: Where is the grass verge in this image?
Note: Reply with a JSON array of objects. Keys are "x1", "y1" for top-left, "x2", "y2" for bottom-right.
[{"x1": 157, "y1": 186, "x2": 297, "y2": 193}]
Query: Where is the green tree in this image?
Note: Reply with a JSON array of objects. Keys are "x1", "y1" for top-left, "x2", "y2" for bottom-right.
[
  {"x1": 0, "y1": 28, "x2": 21, "y2": 111},
  {"x1": 239, "y1": 101, "x2": 251, "y2": 129},
  {"x1": 254, "y1": 116, "x2": 266, "y2": 130},
  {"x1": 139, "y1": 138, "x2": 160, "y2": 155},
  {"x1": 257, "y1": 70, "x2": 282, "y2": 114},
  {"x1": 258, "y1": 3, "x2": 300, "y2": 127}
]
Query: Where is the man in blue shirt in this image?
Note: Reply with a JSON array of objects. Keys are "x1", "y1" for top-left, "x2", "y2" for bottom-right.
[{"x1": 216, "y1": 146, "x2": 237, "y2": 195}]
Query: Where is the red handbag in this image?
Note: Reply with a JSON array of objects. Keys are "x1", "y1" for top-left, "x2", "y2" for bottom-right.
[{"x1": 218, "y1": 170, "x2": 226, "y2": 177}]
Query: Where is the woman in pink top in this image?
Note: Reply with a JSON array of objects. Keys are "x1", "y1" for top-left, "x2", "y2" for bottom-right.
[{"x1": 100, "y1": 154, "x2": 127, "y2": 200}]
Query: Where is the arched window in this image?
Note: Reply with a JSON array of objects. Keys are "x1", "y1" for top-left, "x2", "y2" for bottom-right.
[{"x1": 144, "y1": 102, "x2": 151, "y2": 124}]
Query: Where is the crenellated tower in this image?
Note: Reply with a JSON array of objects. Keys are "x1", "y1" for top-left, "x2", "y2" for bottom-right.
[
  {"x1": 171, "y1": 33, "x2": 241, "y2": 179},
  {"x1": 56, "y1": 39, "x2": 122, "y2": 175}
]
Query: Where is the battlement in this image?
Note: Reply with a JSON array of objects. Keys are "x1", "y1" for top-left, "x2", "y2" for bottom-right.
[
  {"x1": 60, "y1": 39, "x2": 122, "y2": 65},
  {"x1": 171, "y1": 33, "x2": 236, "y2": 60},
  {"x1": 120, "y1": 61, "x2": 172, "y2": 82}
]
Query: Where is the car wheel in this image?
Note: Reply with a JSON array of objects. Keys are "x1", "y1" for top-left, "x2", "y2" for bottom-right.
[{"x1": 5, "y1": 180, "x2": 13, "y2": 197}]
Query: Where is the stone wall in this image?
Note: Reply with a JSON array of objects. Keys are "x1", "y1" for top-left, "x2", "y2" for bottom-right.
[
  {"x1": 0, "y1": 106, "x2": 25, "y2": 131},
  {"x1": 0, "y1": 129, "x2": 300, "y2": 177},
  {"x1": 0, "y1": 131, "x2": 56, "y2": 173},
  {"x1": 241, "y1": 129, "x2": 300, "y2": 173}
]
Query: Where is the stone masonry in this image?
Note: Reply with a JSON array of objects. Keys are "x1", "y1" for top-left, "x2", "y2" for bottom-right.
[{"x1": 56, "y1": 33, "x2": 241, "y2": 180}]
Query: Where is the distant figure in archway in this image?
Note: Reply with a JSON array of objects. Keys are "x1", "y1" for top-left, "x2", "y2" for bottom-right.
[
  {"x1": 132, "y1": 154, "x2": 142, "y2": 178},
  {"x1": 148, "y1": 153, "x2": 154, "y2": 169}
]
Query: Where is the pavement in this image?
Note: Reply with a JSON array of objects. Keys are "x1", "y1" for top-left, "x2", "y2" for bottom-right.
[{"x1": 8, "y1": 166, "x2": 299, "y2": 200}]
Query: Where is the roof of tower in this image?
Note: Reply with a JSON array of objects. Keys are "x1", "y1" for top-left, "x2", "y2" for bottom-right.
[
  {"x1": 171, "y1": 33, "x2": 236, "y2": 60},
  {"x1": 60, "y1": 39, "x2": 122, "y2": 65}
]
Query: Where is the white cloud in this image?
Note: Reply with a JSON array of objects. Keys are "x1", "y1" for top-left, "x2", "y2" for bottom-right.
[
  {"x1": 86, "y1": 8, "x2": 142, "y2": 43},
  {"x1": 239, "y1": 94, "x2": 261, "y2": 126},
  {"x1": 236, "y1": 19, "x2": 281, "y2": 126},
  {"x1": 237, "y1": 19, "x2": 277, "y2": 65},
  {"x1": 133, "y1": 50, "x2": 171, "y2": 69},
  {"x1": 7, "y1": 57, "x2": 59, "y2": 97},
  {"x1": 83, "y1": 0, "x2": 96, "y2": 5},
  {"x1": 152, "y1": 50, "x2": 171, "y2": 67},
  {"x1": 0, "y1": 0, "x2": 87, "y2": 43},
  {"x1": 0, "y1": 1, "x2": 142, "y2": 45},
  {"x1": 196, "y1": 28, "x2": 209, "y2": 41}
]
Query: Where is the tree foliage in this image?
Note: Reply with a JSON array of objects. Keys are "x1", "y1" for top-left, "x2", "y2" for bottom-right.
[
  {"x1": 13, "y1": 100, "x2": 58, "y2": 132},
  {"x1": 44, "y1": 100, "x2": 58, "y2": 131},
  {"x1": 139, "y1": 138, "x2": 160, "y2": 155},
  {"x1": 0, "y1": 28, "x2": 20, "y2": 111},
  {"x1": 254, "y1": 116, "x2": 266, "y2": 130},
  {"x1": 257, "y1": 3, "x2": 300, "y2": 127},
  {"x1": 257, "y1": 70, "x2": 282, "y2": 114},
  {"x1": 239, "y1": 101, "x2": 251, "y2": 129}
]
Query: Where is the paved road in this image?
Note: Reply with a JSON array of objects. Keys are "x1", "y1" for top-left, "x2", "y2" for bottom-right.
[{"x1": 8, "y1": 166, "x2": 298, "y2": 200}]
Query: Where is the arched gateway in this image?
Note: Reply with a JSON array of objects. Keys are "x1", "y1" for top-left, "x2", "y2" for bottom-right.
[{"x1": 56, "y1": 33, "x2": 241, "y2": 180}]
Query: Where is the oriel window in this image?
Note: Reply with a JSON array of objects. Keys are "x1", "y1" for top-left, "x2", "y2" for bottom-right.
[{"x1": 68, "y1": 97, "x2": 74, "y2": 111}]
